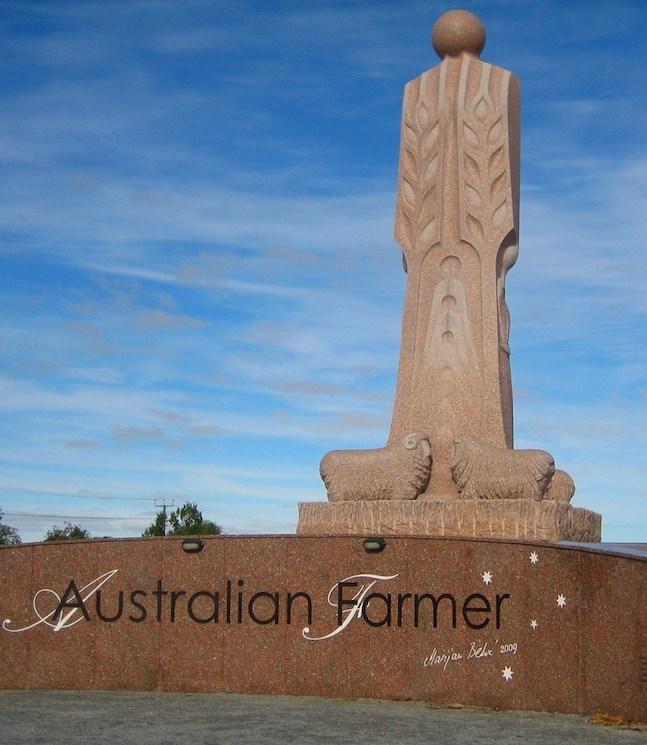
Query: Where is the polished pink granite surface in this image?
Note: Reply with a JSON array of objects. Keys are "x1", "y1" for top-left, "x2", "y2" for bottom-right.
[{"x1": 0, "y1": 536, "x2": 644, "y2": 722}]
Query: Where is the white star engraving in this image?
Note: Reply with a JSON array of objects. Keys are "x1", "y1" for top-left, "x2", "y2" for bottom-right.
[
  {"x1": 529, "y1": 551, "x2": 539, "y2": 565},
  {"x1": 530, "y1": 619, "x2": 538, "y2": 630},
  {"x1": 482, "y1": 570, "x2": 493, "y2": 585},
  {"x1": 502, "y1": 667, "x2": 514, "y2": 682},
  {"x1": 556, "y1": 594, "x2": 567, "y2": 608}
]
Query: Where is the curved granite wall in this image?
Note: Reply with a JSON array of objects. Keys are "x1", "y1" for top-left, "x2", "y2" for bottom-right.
[{"x1": 0, "y1": 536, "x2": 645, "y2": 722}]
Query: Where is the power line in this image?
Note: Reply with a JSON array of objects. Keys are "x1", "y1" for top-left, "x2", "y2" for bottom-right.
[
  {"x1": 2, "y1": 512, "x2": 146, "y2": 521},
  {"x1": 0, "y1": 485, "x2": 152, "y2": 502},
  {"x1": 154, "y1": 498, "x2": 174, "y2": 536}
]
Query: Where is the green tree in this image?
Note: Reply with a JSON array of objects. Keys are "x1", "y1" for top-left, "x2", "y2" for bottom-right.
[
  {"x1": 142, "y1": 510, "x2": 167, "y2": 537},
  {"x1": 169, "y1": 502, "x2": 221, "y2": 535},
  {"x1": 142, "y1": 502, "x2": 221, "y2": 537},
  {"x1": 0, "y1": 508, "x2": 21, "y2": 545},
  {"x1": 44, "y1": 522, "x2": 91, "y2": 541}
]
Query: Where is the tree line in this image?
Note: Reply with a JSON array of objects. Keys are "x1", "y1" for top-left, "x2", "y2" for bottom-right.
[{"x1": 0, "y1": 502, "x2": 221, "y2": 544}]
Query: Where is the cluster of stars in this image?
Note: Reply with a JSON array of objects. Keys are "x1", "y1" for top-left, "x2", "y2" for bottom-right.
[{"x1": 476, "y1": 550, "x2": 570, "y2": 687}]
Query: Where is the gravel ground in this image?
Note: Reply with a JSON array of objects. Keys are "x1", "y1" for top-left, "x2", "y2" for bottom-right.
[{"x1": 0, "y1": 690, "x2": 645, "y2": 745}]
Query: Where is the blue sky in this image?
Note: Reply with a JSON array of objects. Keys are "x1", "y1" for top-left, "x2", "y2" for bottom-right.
[{"x1": 1, "y1": 0, "x2": 646, "y2": 543}]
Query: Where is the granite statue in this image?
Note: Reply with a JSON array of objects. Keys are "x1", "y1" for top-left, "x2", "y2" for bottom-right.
[{"x1": 298, "y1": 9, "x2": 600, "y2": 539}]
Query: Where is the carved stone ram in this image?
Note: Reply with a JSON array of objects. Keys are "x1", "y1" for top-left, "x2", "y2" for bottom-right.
[
  {"x1": 320, "y1": 433, "x2": 431, "y2": 502},
  {"x1": 451, "y1": 437, "x2": 556, "y2": 501}
]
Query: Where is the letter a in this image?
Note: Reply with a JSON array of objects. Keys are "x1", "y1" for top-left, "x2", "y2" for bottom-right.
[{"x1": 53, "y1": 580, "x2": 91, "y2": 627}]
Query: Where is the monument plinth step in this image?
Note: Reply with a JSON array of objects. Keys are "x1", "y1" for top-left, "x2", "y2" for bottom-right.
[{"x1": 297, "y1": 499, "x2": 601, "y2": 542}]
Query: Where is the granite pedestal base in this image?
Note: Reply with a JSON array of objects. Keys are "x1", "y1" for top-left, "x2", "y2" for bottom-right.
[{"x1": 297, "y1": 500, "x2": 601, "y2": 541}]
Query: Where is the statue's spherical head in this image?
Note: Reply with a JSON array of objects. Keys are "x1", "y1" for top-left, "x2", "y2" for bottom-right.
[{"x1": 432, "y1": 9, "x2": 486, "y2": 59}]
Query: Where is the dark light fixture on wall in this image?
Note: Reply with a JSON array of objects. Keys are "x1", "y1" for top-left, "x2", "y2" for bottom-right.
[
  {"x1": 363, "y1": 537, "x2": 386, "y2": 553},
  {"x1": 181, "y1": 538, "x2": 204, "y2": 553}
]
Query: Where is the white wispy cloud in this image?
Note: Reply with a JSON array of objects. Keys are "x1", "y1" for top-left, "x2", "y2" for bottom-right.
[{"x1": 1, "y1": 1, "x2": 647, "y2": 542}]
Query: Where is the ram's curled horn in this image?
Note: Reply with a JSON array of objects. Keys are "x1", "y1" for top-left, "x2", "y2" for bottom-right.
[
  {"x1": 451, "y1": 437, "x2": 556, "y2": 501},
  {"x1": 320, "y1": 433, "x2": 432, "y2": 502},
  {"x1": 403, "y1": 433, "x2": 422, "y2": 450}
]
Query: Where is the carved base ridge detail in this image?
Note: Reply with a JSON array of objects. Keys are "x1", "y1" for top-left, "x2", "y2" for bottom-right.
[{"x1": 297, "y1": 500, "x2": 601, "y2": 542}]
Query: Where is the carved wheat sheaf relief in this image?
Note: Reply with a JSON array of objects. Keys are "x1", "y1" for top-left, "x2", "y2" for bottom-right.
[
  {"x1": 459, "y1": 66, "x2": 512, "y2": 246},
  {"x1": 396, "y1": 72, "x2": 442, "y2": 256}
]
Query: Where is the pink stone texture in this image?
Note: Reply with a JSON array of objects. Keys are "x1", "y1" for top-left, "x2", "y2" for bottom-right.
[
  {"x1": 390, "y1": 19, "x2": 520, "y2": 497},
  {"x1": 0, "y1": 536, "x2": 644, "y2": 722},
  {"x1": 298, "y1": 501, "x2": 601, "y2": 542},
  {"x1": 304, "y1": 10, "x2": 601, "y2": 539}
]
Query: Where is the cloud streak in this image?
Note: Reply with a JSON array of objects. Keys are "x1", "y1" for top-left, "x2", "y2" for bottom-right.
[{"x1": 1, "y1": 1, "x2": 647, "y2": 542}]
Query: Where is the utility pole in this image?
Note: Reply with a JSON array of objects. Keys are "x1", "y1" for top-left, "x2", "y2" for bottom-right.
[{"x1": 154, "y1": 498, "x2": 174, "y2": 536}]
